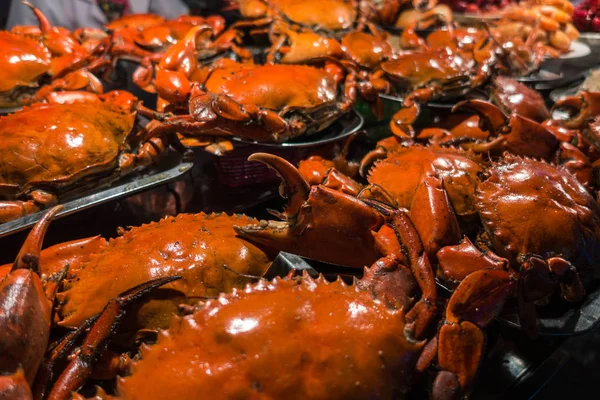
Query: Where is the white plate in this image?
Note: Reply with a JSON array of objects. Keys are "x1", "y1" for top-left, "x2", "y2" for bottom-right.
[{"x1": 561, "y1": 40, "x2": 591, "y2": 59}]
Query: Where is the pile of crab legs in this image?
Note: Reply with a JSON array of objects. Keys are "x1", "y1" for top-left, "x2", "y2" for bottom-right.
[{"x1": 2, "y1": 1, "x2": 600, "y2": 399}]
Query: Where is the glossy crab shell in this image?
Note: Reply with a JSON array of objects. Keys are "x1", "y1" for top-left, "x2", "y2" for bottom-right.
[
  {"x1": 56, "y1": 213, "x2": 273, "y2": 332},
  {"x1": 490, "y1": 76, "x2": 550, "y2": 122},
  {"x1": 204, "y1": 63, "x2": 337, "y2": 110},
  {"x1": 181, "y1": 61, "x2": 353, "y2": 142},
  {"x1": 0, "y1": 92, "x2": 136, "y2": 200},
  {"x1": 0, "y1": 32, "x2": 52, "y2": 107},
  {"x1": 367, "y1": 146, "x2": 484, "y2": 217},
  {"x1": 275, "y1": 0, "x2": 358, "y2": 33},
  {"x1": 117, "y1": 274, "x2": 424, "y2": 399},
  {"x1": 476, "y1": 155, "x2": 600, "y2": 265},
  {"x1": 380, "y1": 47, "x2": 475, "y2": 97}
]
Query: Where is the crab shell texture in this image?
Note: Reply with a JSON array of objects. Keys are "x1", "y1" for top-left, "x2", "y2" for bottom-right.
[
  {"x1": 0, "y1": 32, "x2": 51, "y2": 107},
  {"x1": 367, "y1": 146, "x2": 484, "y2": 218},
  {"x1": 426, "y1": 27, "x2": 487, "y2": 52},
  {"x1": 0, "y1": 91, "x2": 137, "y2": 201},
  {"x1": 201, "y1": 63, "x2": 345, "y2": 137},
  {"x1": 275, "y1": 0, "x2": 358, "y2": 33},
  {"x1": 380, "y1": 47, "x2": 474, "y2": 96},
  {"x1": 56, "y1": 213, "x2": 273, "y2": 332},
  {"x1": 490, "y1": 76, "x2": 550, "y2": 122},
  {"x1": 117, "y1": 274, "x2": 424, "y2": 400},
  {"x1": 341, "y1": 30, "x2": 393, "y2": 69},
  {"x1": 476, "y1": 155, "x2": 600, "y2": 265}
]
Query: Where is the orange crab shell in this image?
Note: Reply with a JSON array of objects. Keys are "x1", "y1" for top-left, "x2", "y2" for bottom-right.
[
  {"x1": 275, "y1": 0, "x2": 358, "y2": 32},
  {"x1": 0, "y1": 32, "x2": 52, "y2": 106},
  {"x1": 341, "y1": 30, "x2": 393, "y2": 69},
  {"x1": 204, "y1": 62, "x2": 338, "y2": 110},
  {"x1": 117, "y1": 274, "x2": 424, "y2": 399},
  {"x1": 476, "y1": 155, "x2": 600, "y2": 265},
  {"x1": 0, "y1": 92, "x2": 137, "y2": 200},
  {"x1": 367, "y1": 146, "x2": 484, "y2": 218},
  {"x1": 380, "y1": 47, "x2": 475, "y2": 93},
  {"x1": 56, "y1": 213, "x2": 273, "y2": 331}
]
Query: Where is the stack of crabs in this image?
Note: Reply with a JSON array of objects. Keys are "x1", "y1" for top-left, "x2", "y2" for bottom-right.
[{"x1": 2, "y1": 0, "x2": 600, "y2": 399}]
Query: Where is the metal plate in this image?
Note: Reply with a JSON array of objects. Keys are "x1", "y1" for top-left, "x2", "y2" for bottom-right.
[
  {"x1": 499, "y1": 282, "x2": 600, "y2": 336},
  {"x1": 0, "y1": 106, "x2": 23, "y2": 115},
  {"x1": 561, "y1": 40, "x2": 592, "y2": 60},
  {"x1": 454, "y1": 12, "x2": 502, "y2": 23},
  {"x1": 380, "y1": 89, "x2": 489, "y2": 109},
  {"x1": 579, "y1": 32, "x2": 600, "y2": 47},
  {"x1": 514, "y1": 69, "x2": 563, "y2": 83},
  {"x1": 549, "y1": 81, "x2": 580, "y2": 103},
  {"x1": 379, "y1": 25, "x2": 434, "y2": 36},
  {"x1": 232, "y1": 110, "x2": 363, "y2": 148},
  {"x1": 0, "y1": 150, "x2": 194, "y2": 239}
]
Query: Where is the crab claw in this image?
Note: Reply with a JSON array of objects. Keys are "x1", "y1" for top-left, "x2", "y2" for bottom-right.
[
  {"x1": 552, "y1": 92, "x2": 600, "y2": 129},
  {"x1": 22, "y1": 1, "x2": 52, "y2": 33},
  {"x1": 390, "y1": 102, "x2": 419, "y2": 138},
  {"x1": 248, "y1": 153, "x2": 310, "y2": 218},
  {"x1": 13, "y1": 205, "x2": 63, "y2": 273},
  {"x1": 234, "y1": 154, "x2": 384, "y2": 268},
  {"x1": 452, "y1": 99, "x2": 507, "y2": 134},
  {"x1": 1, "y1": 206, "x2": 62, "y2": 392}
]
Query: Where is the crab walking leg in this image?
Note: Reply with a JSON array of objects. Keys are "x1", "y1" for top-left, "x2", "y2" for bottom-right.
[
  {"x1": 390, "y1": 86, "x2": 441, "y2": 138},
  {"x1": 389, "y1": 211, "x2": 438, "y2": 340},
  {"x1": 0, "y1": 206, "x2": 62, "y2": 396},
  {"x1": 409, "y1": 162, "x2": 461, "y2": 260},
  {"x1": 47, "y1": 276, "x2": 181, "y2": 400},
  {"x1": 0, "y1": 200, "x2": 43, "y2": 224},
  {"x1": 435, "y1": 269, "x2": 516, "y2": 397}
]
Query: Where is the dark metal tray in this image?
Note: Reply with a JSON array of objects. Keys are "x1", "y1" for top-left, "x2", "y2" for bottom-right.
[
  {"x1": 232, "y1": 110, "x2": 364, "y2": 148},
  {"x1": 379, "y1": 89, "x2": 489, "y2": 109},
  {"x1": 0, "y1": 149, "x2": 194, "y2": 239}
]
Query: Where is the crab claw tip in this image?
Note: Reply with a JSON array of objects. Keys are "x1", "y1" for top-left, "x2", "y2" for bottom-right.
[
  {"x1": 12, "y1": 205, "x2": 63, "y2": 274},
  {"x1": 248, "y1": 153, "x2": 310, "y2": 214}
]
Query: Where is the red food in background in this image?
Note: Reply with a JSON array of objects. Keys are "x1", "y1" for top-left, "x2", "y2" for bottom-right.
[
  {"x1": 573, "y1": 0, "x2": 600, "y2": 32},
  {"x1": 439, "y1": 0, "x2": 516, "y2": 13}
]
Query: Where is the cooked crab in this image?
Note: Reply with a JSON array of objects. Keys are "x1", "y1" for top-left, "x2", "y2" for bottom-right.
[
  {"x1": 0, "y1": 91, "x2": 168, "y2": 223},
  {"x1": 143, "y1": 59, "x2": 357, "y2": 145}
]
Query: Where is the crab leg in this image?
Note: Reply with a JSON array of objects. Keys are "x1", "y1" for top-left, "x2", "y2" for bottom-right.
[
  {"x1": 0, "y1": 206, "x2": 62, "y2": 396},
  {"x1": 0, "y1": 200, "x2": 42, "y2": 224},
  {"x1": 552, "y1": 92, "x2": 600, "y2": 129},
  {"x1": 409, "y1": 163, "x2": 461, "y2": 260},
  {"x1": 47, "y1": 276, "x2": 181, "y2": 400},
  {"x1": 435, "y1": 269, "x2": 516, "y2": 396},
  {"x1": 437, "y1": 237, "x2": 507, "y2": 282},
  {"x1": 390, "y1": 86, "x2": 441, "y2": 138}
]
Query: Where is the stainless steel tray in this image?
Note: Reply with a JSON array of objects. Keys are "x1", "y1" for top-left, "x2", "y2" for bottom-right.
[
  {"x1": 231, "y1": 110, "x2": 364, "y2": 148},
  {"x1": 0, "y1": 149, "x2": 194, "y2": 238}
]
